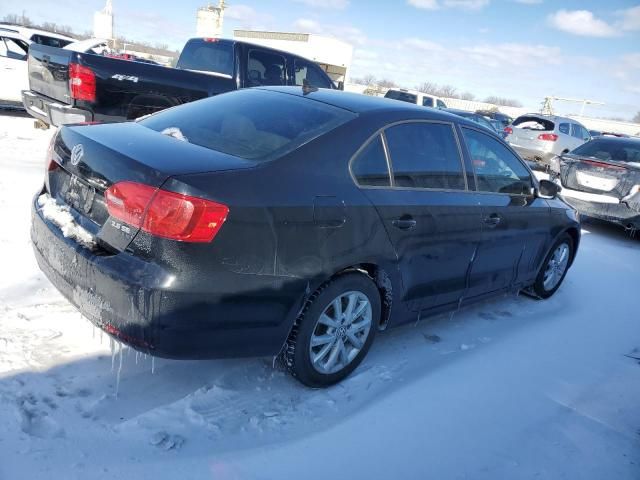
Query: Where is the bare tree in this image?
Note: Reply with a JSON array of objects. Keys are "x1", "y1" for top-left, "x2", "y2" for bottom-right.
[
  {"x1": 459, "y1": 92, "x2": 476, "y2": 101},
  {"x1": 416, "y1": 82, "x2": 439, "y2": 95},
  {"x1": 378, "y1": 78, "x2": 398, "y2": 88},
  {"x1": 484, "y1": 96, "x2": 523, "y2": 108},
  {"x1": 438, "y1": 85, "x2": 458, "y2": 98},
  {"x1": 633, "y1": 111, "x2": 640, "y2": 123},
  {"x1": 3, "y1": 13, "x2": 32, "y2": 25}
]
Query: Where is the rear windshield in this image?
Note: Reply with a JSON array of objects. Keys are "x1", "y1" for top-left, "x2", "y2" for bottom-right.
[
  {"x1": 513, "y1": 116, "x2": 554, "y2": 131},
  {"x1": 176, "y1": 39, "x2": 234, "y2": 76},
  {"x1": 384, "y1": 90, "x2": 417, "y2": 104},
  {"x1": 140, "y1": 89, "x2": 356, "y2": 161},
  {"x1": 31, "y1": 34, "x2": 72, "y2": 48},
  {"x1": 571, "y1": 139, "x2": 640, "y2": 165}
]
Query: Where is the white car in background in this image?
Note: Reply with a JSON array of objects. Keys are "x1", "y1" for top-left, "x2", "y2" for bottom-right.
[
  {"x1": 0, "y1": 31, "x2": 31, "y2": 103},
  {"x1": 384, "y1": 88, "x2": 448, "y2": 109},
  {"x1": 0, "y1": 24, "x2": 75, "y2": 48}
]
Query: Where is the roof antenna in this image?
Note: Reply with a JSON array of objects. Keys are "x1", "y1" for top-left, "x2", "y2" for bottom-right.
[{"x1": 302, "y1": 79, "x2": 318, "y2": 95}]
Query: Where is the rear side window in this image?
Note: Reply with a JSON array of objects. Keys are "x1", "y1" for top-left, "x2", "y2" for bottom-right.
[
  {"x1": 385, "y1": 122, "x2": 465, "y2": 190},
  {"x1": 140, "y1": 89, "x2": 355, "y2": 161},
  {"x1": 293, "y1": 59, "x2": 332, "y2": 88},
  {"x1": 462, "y1": 128, "x2": 532, "y2": 195},
  {"x1": 176, "y1": 39, "x2": 234, "y2": 76},
  {"x1": 247, "y1": 49, "x2": 286, "y2": 86},
  {"x1": 351, "y1": 135, "x2": 390, "y2": 187},
  {"x1": 384, "y1": 90, "x2": 417, "y2": 104},
  {"x1": 422, "y1": 97, "x2": 434, "y2": 107},
  {"x1": 513, "y1": 116, "x2": 554, "y2": 131},
  {"x1": 559, "y1": 123, "x2": 570, "y2": 135}
]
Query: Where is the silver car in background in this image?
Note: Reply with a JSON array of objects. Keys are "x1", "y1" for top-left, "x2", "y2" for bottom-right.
[{"x1": 505, "y1": 114, "x2": 591, "y2": 168}]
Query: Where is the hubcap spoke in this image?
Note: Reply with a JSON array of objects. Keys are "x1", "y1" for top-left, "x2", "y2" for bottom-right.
[
  {"x1": 310, "y1": 290, "x2": 373, "y2": 375},
  {"x1": 543, "y1": 243, "x2": 570, "y2": 291}
]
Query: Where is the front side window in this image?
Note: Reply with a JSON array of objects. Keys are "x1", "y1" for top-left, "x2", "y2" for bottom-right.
[
  {"x1": 384, "y1": 122, "x2": 465, "y2": 190},
  {"x1": 0, "y1": 37, "x2": 28, "y2": 60},
  {"x1": 462, "y1": 127, "x2": 532, "y2": 195},
  {"x1": 571, "y1": 124, "x2": 588, "y2": 140},
  {"x1": 437, "y1": 99, "x2": 447, "y2": 109},
  {"x1": 247, "y1": 50, "x2": 286, "y2": 86},
  {"x1": 422, "y1": 96, "x2": 434, "y2": 107},
  {"x1": 351, "y1": 135, "x2": 391, "y2": 187},
  {"x1": 293, "y1": 59, "x2": 332, "y2": 88}
]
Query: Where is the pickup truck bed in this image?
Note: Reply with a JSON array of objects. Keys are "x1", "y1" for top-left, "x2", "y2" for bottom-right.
[{"x1": 22, "y1": 38, "x2": 337, "y2": 126}]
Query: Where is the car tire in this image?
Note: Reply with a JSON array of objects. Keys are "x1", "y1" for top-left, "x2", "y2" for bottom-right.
[
  {"x1": 532, "y1": 233, "x2": 573, "y2": 299},
  {"x1": 282, "y1": 272, "x2": 380, "y2": 388}
]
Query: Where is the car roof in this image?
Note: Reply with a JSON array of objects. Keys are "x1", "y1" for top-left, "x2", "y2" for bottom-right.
[
  {"x1": 257, "y1": 87, "x2": 462, "y2": 121},
  {"x1": 0, "y1": 24, "x2": 74, "y2": 41}
]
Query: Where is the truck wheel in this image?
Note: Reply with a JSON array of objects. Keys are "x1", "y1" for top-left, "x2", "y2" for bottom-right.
[
  {"x1": 532, "y1": 233, "x2": 573, "y2": 299},
  {"x1": 282, "y1": 273, "x2": 380, "y2": 388}
]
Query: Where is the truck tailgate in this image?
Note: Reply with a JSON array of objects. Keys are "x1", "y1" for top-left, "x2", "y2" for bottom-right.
[{"x1": 28, "y1": 43, "x2": 74, "y2": 103}]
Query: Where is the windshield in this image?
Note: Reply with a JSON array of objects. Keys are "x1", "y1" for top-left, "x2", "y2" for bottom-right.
[
  {"x1": 176, "y1": 38, "x2": 234, "y2": 76},
  {"x1": 513, "y1": 116, "x2": 554, "y2": 131},
  {"x1": 140, "y1": 89, "x2": 356, "y2": 160},
  {"x1": 384, "y1": 90, "x2": 417, "y2": 104},
  {"x1": 571, "y1": 138, "x2": 640, "y2": 164}
]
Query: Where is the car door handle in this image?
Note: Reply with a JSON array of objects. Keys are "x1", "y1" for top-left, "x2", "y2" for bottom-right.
[
  {"x1": 484, "y1": 214, "x2": 502, "y2": 228},
  {"x1": 392, "y1": 217, "x2": 417, "y2": 230}
]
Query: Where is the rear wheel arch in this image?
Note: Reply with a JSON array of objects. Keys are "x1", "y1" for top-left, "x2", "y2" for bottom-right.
[{"x1": 564, "y1": 227, "x2": 580, "y2": 266}]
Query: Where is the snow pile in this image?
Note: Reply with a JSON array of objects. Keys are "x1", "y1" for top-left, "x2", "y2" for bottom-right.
[
  {"x1": 0, "y1": 114, "x2": 639, "y2": 480},
  {"x1": 36, "y1": 193, "x2": 96, "y2": 249}
]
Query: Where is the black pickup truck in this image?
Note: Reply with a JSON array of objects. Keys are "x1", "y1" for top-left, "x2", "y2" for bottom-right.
[{"x1": 22, "y1": 38, "x2": 339, "y2": 127}]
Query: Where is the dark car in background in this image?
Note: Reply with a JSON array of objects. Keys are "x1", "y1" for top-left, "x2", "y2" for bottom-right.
[
  {"x1": 442, "y1": 108, "x2": 501, "y2": 135},
  {"x1": 31, "y1": 87, "x2": 580, "y2": 387},
  {"x1": 476, "y1": 110, "x2": 513, "y2": 128},
  {"x1": 553, "y1": 136, "x2": 640, "y2": 231},
  {"x1": 22, "y1": 38, "x2": 337, "y2": 127}
]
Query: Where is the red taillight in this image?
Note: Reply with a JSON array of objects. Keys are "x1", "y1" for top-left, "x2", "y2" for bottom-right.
[
  {"x1": 504, "y1": 126, "x2": 513, "y2": 135},
  {"x1": 69, "y1": 63, "x2": 96, "y2": 102},
  {"x1": 583, "y1": 160, "x2": 626, "y2": 171},
  {"x1": 537, "y1": 133, "x2": 558, "y2": 142},
  {"x1": 203, "y1": 37, "x2": 218, "y2": 42},
  {"x1": 105, "y1": 181, "x2": 229, "y2": 243}
]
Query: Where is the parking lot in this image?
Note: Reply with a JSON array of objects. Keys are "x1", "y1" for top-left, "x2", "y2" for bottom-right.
[{"x1": 0, "y1": 111, "x2": 639, "y2": 479}]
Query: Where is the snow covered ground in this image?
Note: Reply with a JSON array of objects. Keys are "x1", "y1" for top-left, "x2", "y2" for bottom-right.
[{"x1": 0, "y1": 112, "x2": 639, "y2": 479}]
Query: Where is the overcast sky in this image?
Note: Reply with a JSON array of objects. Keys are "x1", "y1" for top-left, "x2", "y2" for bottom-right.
[{"x1": 2, "y1": 0, "x2": 639, "y2": 119}]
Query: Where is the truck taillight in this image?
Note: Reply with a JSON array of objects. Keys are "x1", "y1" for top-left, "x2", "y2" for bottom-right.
[
  {"x1": 537, "y1": 133, "x2": 558, "y2": 142},
  {"x1": 504, "y1": 126, "x2": 513, "y2": 135},
  {"x1": 69, "y1": 63, "x2": 96, "y2": 102},
  {"x1": 105, "y1": 181, "x2": 229, "y2": 243}
]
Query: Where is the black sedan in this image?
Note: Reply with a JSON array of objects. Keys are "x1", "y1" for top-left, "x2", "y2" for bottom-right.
[
  {"x1": 553, "y1": 136, "x2": 640, "y2": 231},
  {"x1": 31, "y1": 87, "x2": 580, "y2": 387}
]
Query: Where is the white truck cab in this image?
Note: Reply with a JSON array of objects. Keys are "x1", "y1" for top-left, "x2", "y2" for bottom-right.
[
  {"x1": 0, "y1": 31, "x2": 30, "y2": 103},
  {"x1": 384, "y1": 88, "x2": 448, "y2": 109}
]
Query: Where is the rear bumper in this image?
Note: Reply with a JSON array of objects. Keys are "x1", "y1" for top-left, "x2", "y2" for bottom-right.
[
  {"x1": 31, "y1": 194, "x2": 301, "y2": 359},
  {"x1": 510, "y1": 145, "x2": 555, "y2": 166},
  {"x1": 560, "y1": 188, "x2": 640, "y2": 228},
  {"x1": 22, "y1": 90, "x2": 91, "y2": 127}
]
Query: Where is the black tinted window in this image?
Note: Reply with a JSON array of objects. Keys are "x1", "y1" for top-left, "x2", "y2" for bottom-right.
[
  {"x1": 294, "y1": 59, "x2": 332, "y2": 88},
  {"x1": 422, "y1": 97, "x2": 434, "y2": 107},
  {"x1": 31, "y1": 34, "x2": 71, "y2": 48},
  {"x1": 140, "y1": 89, "x2": 355, "y2": 161},
  {"x1": 462, "y1": 128, "x2": 532, "y2": 195},
  {"x1": 352, "y1": 135, "x2": 390, "y2": 187},
  {"x1": 384, "y1": 90, "x2": 417, "y2": 104},
  {"x1": 385, "y1": 122, "x2": 465, "y2": 190},
  {"x1": 176, "y1": 39, "x2": 234, "y2": 76},
  {"x1": 571, "y1": 139, "x2": 640, "y2": 163},
  {"x1": 247, "y1": 49, "x2": 286, "y2": 86}
]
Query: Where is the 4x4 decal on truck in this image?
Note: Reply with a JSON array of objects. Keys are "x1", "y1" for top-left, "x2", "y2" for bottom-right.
[{"x1": 111, "y1": 74, "x2": 139, "y2": 83}]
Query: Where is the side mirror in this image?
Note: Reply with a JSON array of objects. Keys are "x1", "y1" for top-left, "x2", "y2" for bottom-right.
[
  {"x1": 337, "y1": 81, "x2": 344, "y2": 91},
  {"x1": 537, "y1": 179, "x2": 561, "y2": 199}
]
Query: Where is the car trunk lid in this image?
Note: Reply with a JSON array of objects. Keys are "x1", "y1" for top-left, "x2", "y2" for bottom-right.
[
  {"x1": 559, "y1": 154, "x2": 640, "y2": 200},
  {"x1": 45, "y1": 122, "x2": 255, "y2": 252}
]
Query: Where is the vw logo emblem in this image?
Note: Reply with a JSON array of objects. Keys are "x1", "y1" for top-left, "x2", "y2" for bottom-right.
[{"x1": 70, "y1": 144, "x2": 84, "y2": 166}]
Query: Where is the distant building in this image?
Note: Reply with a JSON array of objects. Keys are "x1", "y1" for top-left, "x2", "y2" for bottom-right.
[
  {"x1": 93, "y1": 0, "x2": 114, "y2": 41},
  {"x1": 233, "y1": 30, "x2": 353, "y2": 84},
  {"x1": 196, "y1": 1, "x2": 225, "y2": 38}
]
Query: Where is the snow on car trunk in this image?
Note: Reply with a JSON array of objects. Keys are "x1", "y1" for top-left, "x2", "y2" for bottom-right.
[{"x1": 0, "y1": 113, "x2": 639, "y2": 479}]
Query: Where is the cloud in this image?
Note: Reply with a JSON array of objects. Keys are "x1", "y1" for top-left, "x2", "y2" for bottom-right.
[
  {"x1": 547, "y1": 10, "x2": 618, "y2": 38},
  {"x1": 407, "y1": 0, "x2": 489, "y2": 10},
  {"x1": 460, "y1": 43, "x2": 562, "y2": 68},
  {"x1": 513, "y1": 0, "x2": 542, "y2": 4},
  {"x1": 225, "y1": 4, "x2": 274, "y2": 29},
  {"x1": 292, "y1": 18, "x2": 366, "y2": 46},
  {"x1": 291, "y1": 0, "x2": 350, "y2": 8},
  {"x1": 616, "y1": 5, "x2": 640, "y2": 31}
]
